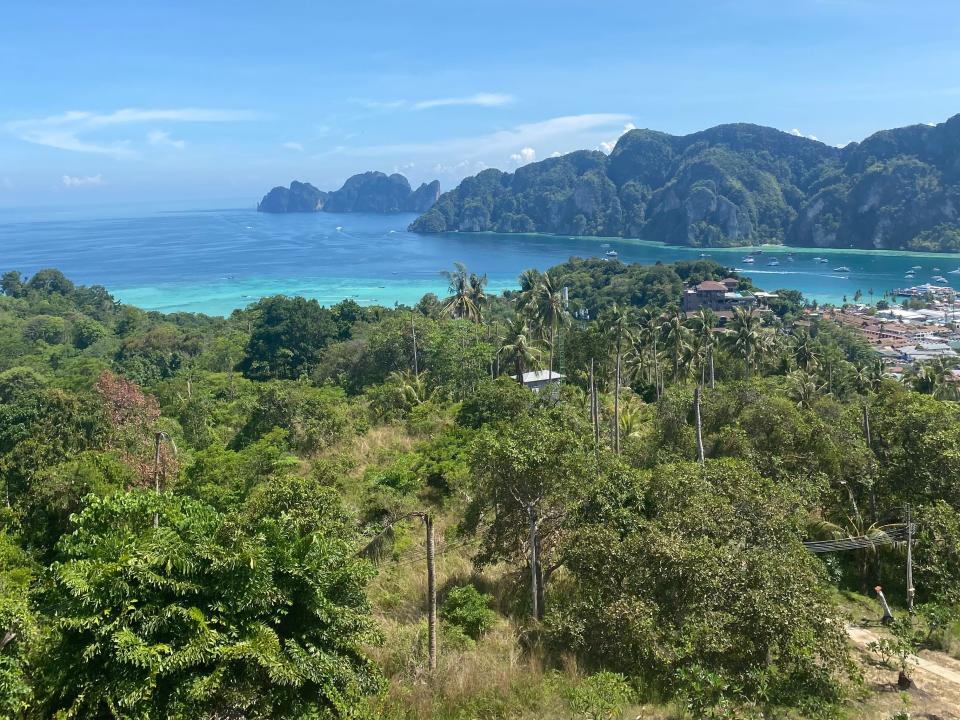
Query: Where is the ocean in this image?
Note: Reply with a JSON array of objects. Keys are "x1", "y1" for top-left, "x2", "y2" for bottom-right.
[{"x1": 2, "y1": 204, "x2": 959, "y2": 316}]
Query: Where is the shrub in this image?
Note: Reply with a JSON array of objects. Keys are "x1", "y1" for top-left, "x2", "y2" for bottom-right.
[
  {"x1": 442, "y1": 584, "x2": 496, "y2": 640},
  {"x1": 568, "y1": 672, "x2": 635, "y2": 720}
]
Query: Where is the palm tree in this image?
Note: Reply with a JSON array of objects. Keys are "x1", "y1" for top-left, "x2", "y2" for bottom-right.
[
  {"x1": 601, "y1": 304, "x2": 634, "y2": 454},
  {"x1": 853, "y1": 358, "x2": 886, "y2": 395},
  {"x1": 500, "y1": 314, "x2": 542, "y2": 386},
  {"x1": 786, "y1": 370, "x2": 825, "y2": 409},
  {"x1": 689, "y1": 308, "x2": 718, "y2": 387},
  {"x1": 660, "y1": 308, "x2": 691, "y2": 381},
  {"x1": 515, "y1": 268, "x2": 543, "y2": 315},
  {"x1": 635, "y1": 308, "x2": 665, "y2": 399},
  {"x1": 792, "y1": 329, "x2": 821, "y2": 372},
  {"x1": 726, "y1": 306, "x2": 763, "y2": 377},
  {"x1": 386, "y1": 370, "x2": 434, "y2": 408},
  {"x1": 531, "y1": 271, "x2": 568, "y2": 376},
  {"x1": 906, "y1": 357, "x2": 959, "y2": 400},
  {"x1": 440, "y1": 262, "x2": 486, "y2": 322}
]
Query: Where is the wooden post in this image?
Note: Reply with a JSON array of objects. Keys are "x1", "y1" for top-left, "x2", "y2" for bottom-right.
[
  {"x1": 694, "y1": 385, "x2": 705, "y2": 463},
  {"x1": 425, "y1": 513, "x2": 437, "y2": 670}
]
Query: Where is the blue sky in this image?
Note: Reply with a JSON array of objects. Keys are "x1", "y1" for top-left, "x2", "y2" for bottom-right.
[{"x1": 2, "y1": 0, "x2": 960, "y2": 209}]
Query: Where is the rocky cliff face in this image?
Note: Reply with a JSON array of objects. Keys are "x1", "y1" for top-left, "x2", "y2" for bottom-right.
[
  {"x1": 257, "y1": 173, "x2": 440, "y2": 214},
  {"x1": 257, "y1": 181, "x2": 327, "y2": 213},
  {"x1": 409, "y1": 115, "x2": 960, "y2": 252}
]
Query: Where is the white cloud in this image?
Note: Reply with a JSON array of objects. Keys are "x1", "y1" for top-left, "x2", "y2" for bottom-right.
[
  {"x1": 509, "y1": 147, "x2": 536, "y2": 165},
  {"x1": 147, "y1": 130, "x2": 186, "y2": 149},
  {"x1": 62, "y1": 174, "x2": 104, "y2": 187},
  {"x1": 283, "y1": 141, "x2": 304, "y2": 151},
  {"x1": 788, "y1": 128, "x2": 819, "y2": 141},
  {"x1": 413, "y1": 93, "x2": 513, "y2": 110},
  {"x1": 550, "y1": 151, "x2": 562, "y2": 158},
  {"x1": 8, "y1": 107, "x2": 255, "y2": 158},
  {"x1": 600, "y1": 122, "x2": 637, "y2": 153}
]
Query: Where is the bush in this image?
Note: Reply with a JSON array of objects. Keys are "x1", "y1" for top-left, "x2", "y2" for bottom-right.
[
  {"x1": 442, "y1": 584, "x2": 496, "y2": 640},
  {"x1": 23, "y1": 315, "x2": 67, "y2": 344},
  {"x1": 568, "y1": 672, "x2": 635, "y2": 720}
]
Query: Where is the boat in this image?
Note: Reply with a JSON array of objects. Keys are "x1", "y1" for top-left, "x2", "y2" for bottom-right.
[
  {"x1": 932, "y1": 275, "x2": 948, "y2": 283},
  {"x1": 912, "y1": 265, "x2": 922, "y2": 269},
  {"x1": 605, "y1": 250, "x2": 618, "y2": 257},
  {"x1": 949, "y1": 268, "x2": 960, "y2": 274},
  {"x1": 787, "y1": 256, "x2": 795, "y2": 261},
  {"x1": 601, "y1": 243, "x2": 610, "y2": 248},
  {"x1": 699, "y1": 252, "x2": 709, "y2": 257},
  {"x1": 833, "y1": 266, "x2": 851, "y2": 272},
  {"x1": 933, "y1": 267, "x2": 941, "y2": 272},
  {"x1": 819, "y1": 258, "x2": 829, "y2": 263},
  {"x1": 742, "y1": 257, "x2": 755, "y2": 264},
  {"x1": 767, "y1": 259, "x2": 780, "y2": 266}
]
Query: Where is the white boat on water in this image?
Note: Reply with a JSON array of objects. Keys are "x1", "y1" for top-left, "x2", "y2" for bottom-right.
[
  {"x1": 743, "y1": 257, "x2": 755, "y2": 263},
  {"x1": 767, "y1": 259, "x2": 780, "y2": 266},
  {"x1": 932, "y1": 275, "x2": 948, "y2": 283},
  {"x1": 949, "y1": 268, "x2": 960, "y2": 274},
  {"x1": 605, "y1": 250, "x2": 618, "y2": 257},
  {"x1": 834, "y1": 266, "x2": 851, "y2": 273},
  {"x1": 912, "y1": 265, "x2": 922, "y2": 269}
]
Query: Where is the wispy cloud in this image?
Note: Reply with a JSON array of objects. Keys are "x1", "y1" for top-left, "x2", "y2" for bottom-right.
[
  {"x1": 8, "y1": 107, "x2": 256, "y2": 159},
  {"x1": 62, "y1": 174, "x2": 104, "y2": 187},
  {"x1": 147, "y1": 130, "x2": 186, "y2": 149},
  {"x1": 339, "y1": 113, "x2": 631, "y2": 161},
  {"x1": 349, "y1": 93, "x2": 513, "y2": 113},
  {"x1": 412, "y1": 93, "x2": 513, "y2": 110},
  {"x1": 283, "y1": 141, "x2": 304, "y2": 151}
]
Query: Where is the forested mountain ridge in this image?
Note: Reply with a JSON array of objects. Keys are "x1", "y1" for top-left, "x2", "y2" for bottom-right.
[
  {"x1": 259, "y1": 172, "x2": 440, "y2": 214},
  {"x1": 410, "y1": 115, "x2": 960, "y2": 251}
]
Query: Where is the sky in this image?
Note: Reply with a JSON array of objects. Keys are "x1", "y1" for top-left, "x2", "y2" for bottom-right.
[{"x1": 2, "y1": 0, "x2": 960, "y2": 209}]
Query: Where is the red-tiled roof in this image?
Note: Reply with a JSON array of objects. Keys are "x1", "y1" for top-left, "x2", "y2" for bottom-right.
[{"x1": 697, "y1": 280, "x2": 728, "y2": 291}]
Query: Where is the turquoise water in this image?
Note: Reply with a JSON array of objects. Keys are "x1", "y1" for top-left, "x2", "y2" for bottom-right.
[{"x1": 2, "y1": 205, "x2": 959, "y2": 316}]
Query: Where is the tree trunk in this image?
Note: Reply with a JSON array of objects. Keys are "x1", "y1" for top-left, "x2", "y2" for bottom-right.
[
  {"x1": 694, "y1": 385, "x2": 705, "y2": 463},
  {"x1": 614, "y1": 340, "x2": 621, "y2": 454},
  {"x1": 527, "y1": 505, "x2": 540, "y2": 620},
  {"x1": 549, "y1": 324, "x2": 555, "y2": 377},
  {"x1": 412, "y1": 315, "x2": 419, "y2": 376},
  {"x1": 709, "y1": 345, "x2": 715, "y2": 389}
]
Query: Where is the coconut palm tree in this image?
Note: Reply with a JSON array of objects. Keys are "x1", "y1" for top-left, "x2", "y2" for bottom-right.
[
  {"x1": 440, "y1": 262, "x2": 486, "y2": 322},
  {"x1": 531, "y1": 271, "x2": 568, "y2": 376},
  {"x1": 906, "y1": 357, "x2": 959, "y2": 400},
  {"x1": 600, "y1": 303, "x2": 634, "y2": 454},
  {"x1": 689, "y1": 308, "x2": 718, "y2": 387},
  {"x1": 515, "y1": 268, "x2": 543, "y2": 315},
  {"x1": 500, "y1": 314, "x2": 542, "y2": 386},
  {"x1": 726, "y1": 306, "x2": 763, "y2": 377},
  {"x1": 792, "y1": 328, "x2": 821, "y2": 372},
  {"x1": 786, "y1": 369, "x2": 825, "y2": 409},
  {"x1": 660, "y1": 308, "x2": 691, "y2": 381}
]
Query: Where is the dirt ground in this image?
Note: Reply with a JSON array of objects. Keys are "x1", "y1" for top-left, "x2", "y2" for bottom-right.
[{"x1": 847, "y1": 624, "x2": 960, "y2": 719}]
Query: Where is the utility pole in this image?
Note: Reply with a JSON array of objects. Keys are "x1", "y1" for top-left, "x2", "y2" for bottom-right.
[
  {"x1": 906, "y1": 503, "x2": 914, "y2": 613},
  {"x1": 694, "y1": 385, "x2": 705, "y2": 463},
  {"x1": 425, "y1": 513, "x2": 437, "y2": 670}
]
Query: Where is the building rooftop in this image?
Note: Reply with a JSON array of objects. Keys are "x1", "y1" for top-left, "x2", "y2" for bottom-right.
[
  {"x1": 697, "y1": 280, "x2": 728, "y2": 292},
  {"x1": 511, "y1": 370, "x2": 564, "y2": 383}
]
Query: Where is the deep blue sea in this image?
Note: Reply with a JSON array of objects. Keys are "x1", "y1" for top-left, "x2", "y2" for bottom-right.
[{"x1": 2, "y1": 204, "x2": 960, "y2": 316}]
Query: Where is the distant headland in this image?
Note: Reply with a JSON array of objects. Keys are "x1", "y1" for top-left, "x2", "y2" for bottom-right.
[
  {"x1": 258, "y1": 172, "x2": 440, "y2": 214},
  {"x1": 409, "y1": 115, "x2": 960, "y2": 253}
]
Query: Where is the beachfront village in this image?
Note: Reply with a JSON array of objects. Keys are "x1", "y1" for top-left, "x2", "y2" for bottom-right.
[{"x1": 681, "y1": 276, "x2": 960, "y2": 384}]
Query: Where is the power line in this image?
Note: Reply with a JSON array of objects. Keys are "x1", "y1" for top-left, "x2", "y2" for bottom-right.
[{"x1": 803, "y1": 526, "x2": 912, "y2": 554}]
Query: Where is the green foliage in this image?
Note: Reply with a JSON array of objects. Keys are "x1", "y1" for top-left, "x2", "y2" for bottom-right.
[
  {"x1": 39, "y1": 490, "x2": 382, "y2": 719},
  {"x1": 0, "y1": 530, "x2": 37, "y2": 716},
  {"x1": 441, "y1": 585, "x2": 496, "y2": 640},
  {"x1": 567, "y1": 671, "x2": 635, "y2": 720},
  {"x1": 411, "y1": 118, "x2": 960, "y2": 252},
  {"x1": 239, "y1": 295, "x2": 339, "y2": 380}
]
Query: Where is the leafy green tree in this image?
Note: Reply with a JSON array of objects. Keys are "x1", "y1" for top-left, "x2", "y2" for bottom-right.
[
  {"x1": 0, "y1": 530, "x2": 37, "y2": 716},
  {"x1": 499, "y1": 314, "x2": 542, "y2": 384},
  {"x1": 465, "y1": 410, "x2": 593, "y2": 619},
  {"x1": 440, "y1": 262, "x2": 487, "y2": 322},
  {"x1": 548, "y1": 459, "x2": 850, "y2": 709},
  {"x1": 38, "y1": 490, "x2": 382, "y2": 719},
  {"x1": 726, "y1": 306, "x2": 763, "y2": 376},
  {"x1": 238, "y1": 295, "x2": 339, "y2": 380}
]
